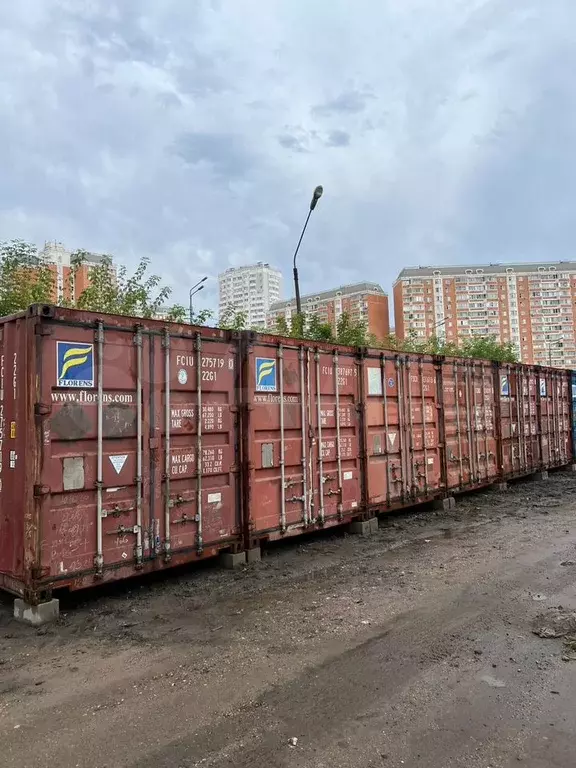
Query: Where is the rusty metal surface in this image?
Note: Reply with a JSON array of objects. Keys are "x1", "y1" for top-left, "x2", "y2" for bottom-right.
[
  {"x1": 0, "y1": 306, "x2": 242, "y2": 600},
  {"x1": 0, "y1": 304, "x2": 574, "y2": 600},
  {"x1": 364, "y1": 353, "x2": 442, "y2": 507},
  {"x1": 244, "y1": 337, "x2": 363, "y2": 540}
]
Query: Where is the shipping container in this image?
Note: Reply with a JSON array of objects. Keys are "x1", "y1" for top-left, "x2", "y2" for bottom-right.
[
  {"x1": 0, "y1": 305, "x2": 573, "y2": 605},
  {"x1": 242, "y1": 334, "x2": 365, "y2": 542},
  {"x1": 0, "y1": 305, "x2": 244, "y2": 602},
  {"x1": 363, "y1": 352, "x2": 443, "y2": 507}
]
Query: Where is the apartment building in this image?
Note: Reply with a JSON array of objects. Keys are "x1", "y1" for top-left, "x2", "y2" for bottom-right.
[
  {"x1": 267, "y1": 282, "x2": 390, "y2": 339},
  {"x1": 218, "y1": 263, "x2": 282, "y2": 328},
  {"x1": 394, "y1": 262, "x2": 576, "y2": 366},
  {"x1": 39, "y1": 241, "x2": 110, "y2": 302}
]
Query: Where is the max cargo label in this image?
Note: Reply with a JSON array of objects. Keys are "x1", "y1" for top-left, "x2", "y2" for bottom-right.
[{"x1": 171, "y1": 447, "x2": 225, "y2": 476}]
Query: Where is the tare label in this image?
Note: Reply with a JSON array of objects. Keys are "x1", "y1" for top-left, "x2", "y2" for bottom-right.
[{"x1": 170, "y1": 404, "x2": 225, "y2": 431}]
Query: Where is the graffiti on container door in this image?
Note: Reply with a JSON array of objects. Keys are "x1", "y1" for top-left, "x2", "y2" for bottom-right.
[{"x1": 171, "y1": 447, "x2": 224, "y2": 476}]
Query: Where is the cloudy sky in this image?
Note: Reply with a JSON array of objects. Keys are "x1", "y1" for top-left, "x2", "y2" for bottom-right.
[{"x1": 1, "y1": 1, "x2": 575, "y2": 314}]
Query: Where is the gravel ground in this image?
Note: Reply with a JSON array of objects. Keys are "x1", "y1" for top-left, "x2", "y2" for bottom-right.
[{"x1": 2, "y1": 472, "x2": 576, "y2": 767}]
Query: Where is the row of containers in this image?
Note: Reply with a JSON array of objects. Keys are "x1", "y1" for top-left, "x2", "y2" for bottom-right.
[{"x1": 0, "y1": 304, "x2": 574, "y2": 602}]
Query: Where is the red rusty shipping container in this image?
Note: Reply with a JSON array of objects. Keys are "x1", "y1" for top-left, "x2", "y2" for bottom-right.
[
  {"x1": 495, "y1": 365, "x2": 571, "y2": 476},
  {"x1": 0, "y1": 305, "x2": 574, "y2": 604},
  {"x1": 242, "y1": 335, "x2": 364, "y2": 540},
  {"x1": 0, "y1": 305, "x2": 243, "y2": 601},
  {"x1": 363, "y1": 352, "x2": 443, "y2": 506}
]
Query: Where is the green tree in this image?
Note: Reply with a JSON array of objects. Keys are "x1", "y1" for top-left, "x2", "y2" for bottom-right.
[
  {"x1": 0, "y1": 239, "x2": 55, "y2": 316},
  {"x1": 71, "y1": 252, "x2": 173, "y2": 318},
  {"x1": 163, "y1": 305, "x2": 213, "y2": 325},
  {"x1": 335, "y1": 312, "x2": 370, "y2": 346},
  {"x1": 219, "y1": 307, "x2": 249, "y2": 331},
  {"x1": 377, "y1": 330, "x2": 518, "y2": 363}
]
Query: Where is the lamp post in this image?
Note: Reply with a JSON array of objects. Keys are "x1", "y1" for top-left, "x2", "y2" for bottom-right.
[
  {"x1": 292, "y1": 185, "x2": 324, "y2": 316},
  {"x1": 189, "y1": 277, "x2": 207, "y2": 324}
]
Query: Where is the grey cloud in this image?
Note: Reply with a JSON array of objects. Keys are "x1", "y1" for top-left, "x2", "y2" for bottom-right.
[
  {"x1": 278, "y1": 134, "x2": 309, "y2": 152},
  {"x1": 312, "y1": 90, "x2": 374, "y2": 117},
  {"x1": 172, "y1": 132, "x2": 256, "y2": 178},
  {"x1": 1, "y1": 0, "x2": 575, "y2": 314},
  {"x1": 324, "y1": 130, "x2": 350, "y2": 147}
]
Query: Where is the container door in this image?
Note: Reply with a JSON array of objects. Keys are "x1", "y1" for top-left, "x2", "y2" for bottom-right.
[
  {"x1": 443, "y1": 360, "x2": 476, "y2": 489},
  {"x1": 40, "y1": 322, "x2": 240, "y2": 581},
  {"x1": 157, "y1": 331, "x2": 240, "y2": 559},
  {"x1": 41, "y1": 323, "x2": 148, "y2": 576},
  {"x1": 365, "y1": 354, "x2": 441, "y2": 506},
  {"x1": 245, "y1": 341, "x2": 363, "y2": 538},
  {"x1": 309, "y1": 347, "x2": 362, "y2": 525},
  {"x1": 245, "y1": 342, "x2": 311, "y2": 535},
  {"x1": 364, "y1": 354, "x2": 405, "y2": 505}
]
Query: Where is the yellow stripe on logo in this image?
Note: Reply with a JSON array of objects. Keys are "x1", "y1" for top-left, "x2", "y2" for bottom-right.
[
  {"x1": 257, "y1": 360, "x2": 275, "y2": 386},
  {"x1": 60, "y1": 347, "x2": 92, "y2": 379}
]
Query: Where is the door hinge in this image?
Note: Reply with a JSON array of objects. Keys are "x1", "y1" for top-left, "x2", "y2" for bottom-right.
[{"x1": 34, "y1": 484, "x2": 51, "y2": 497}]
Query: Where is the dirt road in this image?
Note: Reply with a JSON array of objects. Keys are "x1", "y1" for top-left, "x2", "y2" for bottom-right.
[{"x1": 2, "y1": 473, "x2": 576, "y2": 767}]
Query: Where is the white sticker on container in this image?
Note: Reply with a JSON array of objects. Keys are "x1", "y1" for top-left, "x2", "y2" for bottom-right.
[
  {"x1": 9, "y1": 450, "x2": 17, "y2": 469},
  {"x1": 367, "y1": 367, "x2": 383, "y2": 396},
  {"x1": 178, "y1": 368, "x2": 188, "y2": 385},
  {"x1": 427, "y1": 457, "x2": 434, "y2": 465},
  {"x1": 351, "y1": 501, "x2": 358, "y2": 508},
  {"x1": 343, "y1": 470, "x2": 353, "y2": 481},
  {"x1": 109, "y1": 455, "x2": 128, "y2": 474},
  {"x1": 208, "y1": 492, "x2": 222, "y2": 504}
]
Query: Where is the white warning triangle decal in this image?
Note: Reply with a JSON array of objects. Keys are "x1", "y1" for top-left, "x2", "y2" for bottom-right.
[
  {"x1": 388, "y1": 432, "x2": 397, "y2": 448},
  {"x1": 109, "y1": 454, "x2": 128, "y2": 474}
]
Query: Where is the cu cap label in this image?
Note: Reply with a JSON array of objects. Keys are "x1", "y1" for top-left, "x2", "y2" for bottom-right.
[
  {"x1": 56, "y1": 342, "x2": 94, "y2": 388},
  {"x1": 255, "y1": 358, "x2": 277, "y2": 392}
]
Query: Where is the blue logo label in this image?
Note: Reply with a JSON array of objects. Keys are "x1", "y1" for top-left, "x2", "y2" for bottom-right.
[
  {"x1": 500, "y1": 375, "x2": 510, "y2": 397},
  {"x1": 255, "y1": 358, "x2": 277, "y2": 392},
  {"x1": 539, "y1": 378, "x2": 547, "y2": 397},
  {"x1": 57, "y1": 342, "x2": 94, "y2": 388},
  {"x1": 387, "y1": 377, "x2": 395, "y2": 389}
]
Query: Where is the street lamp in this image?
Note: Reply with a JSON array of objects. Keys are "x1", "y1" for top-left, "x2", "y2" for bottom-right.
[
  {"x1": 189, "y1": 277, "x2": 207, "y2": 324},
  {"x1": 292, "y1": 185, "x2": 324, "y2": 315}
]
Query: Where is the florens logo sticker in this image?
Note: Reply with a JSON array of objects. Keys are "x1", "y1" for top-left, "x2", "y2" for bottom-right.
[
  {"x1": 255, "y1": 358, "x2": 277, "y2": 391},
  {"x1": 57, "y1": 342, "x2": 94, "y2": 388}
]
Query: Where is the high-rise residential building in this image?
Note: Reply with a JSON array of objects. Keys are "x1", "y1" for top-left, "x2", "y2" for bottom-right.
[
  {"x1": 39, "y1": 241, "x2": 110, "y2": 303},
  {"x1": 218, "y1": 263, "x2": 282, "y2": 328},
  {"x1": 267, "y1": 282, "x2": 390, "y2": 339},
  {"x1": 394, "y1": 262, "x2": 576, "y2": 366}
]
